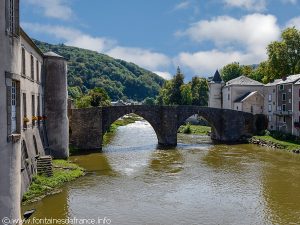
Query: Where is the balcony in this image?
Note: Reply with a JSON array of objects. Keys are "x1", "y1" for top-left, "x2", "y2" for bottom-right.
[{"x1": 273, "y1": 110, "x2": 293, "y2": 116}]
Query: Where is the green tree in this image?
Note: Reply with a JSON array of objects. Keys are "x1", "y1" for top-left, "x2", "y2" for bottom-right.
[
  {"x1": 190, "y1": 77, "x2": 208, "y2": 106},
  {"x1": 143, "y1": 97, "x2": 156, "y2": 105},
  {"x1": 168, "y1": 67, "x2": 184, "y2": 105},
  {"x1": 221, "y1": 62, "x2": 243, "y2": 82},
  {"x1": 75, "y1": 87, "x2": 111, "y2": 108},
  {"x1": 267, "y1": 27, "x2": 300, "y2": 79},
  {"x1": 180, "y1": 84, "x2": 192, "y2": 105},
  {"x1": 75, "y1": 95, "x2": 92, "y2": 108},
  {"x1": 89, "y1": 88, "x2": 111, "y2": 107}
]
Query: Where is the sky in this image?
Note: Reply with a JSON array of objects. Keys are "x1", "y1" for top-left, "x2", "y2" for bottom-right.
[{"x1": 20, "y1": 0, "x2": 300, "y2": 81}]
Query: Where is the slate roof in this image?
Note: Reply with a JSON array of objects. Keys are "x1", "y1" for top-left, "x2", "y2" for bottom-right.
[
  {"x1": 211, "y1": 70, "x2": 223, "y2": 83},
  {"x1": 278, "y1": 74, "x2": 300, "y2": 84},
  {"x1": 226, "y1": 75, "x2": 263, "y2": 86},
  {"x1": 44, "y1": 51, "x2": 64, "y2": 58},
  {"x1": 234, "y1": 91, "x2": 262, "y2": 103},
  {"x1": 265, "y1": 79, "x2": 282, "y2": 87}
]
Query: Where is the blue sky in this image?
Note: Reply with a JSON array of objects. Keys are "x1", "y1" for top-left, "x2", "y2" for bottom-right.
[{"x1": 21, "y1": 0, "x2": 300, "y2": 80}]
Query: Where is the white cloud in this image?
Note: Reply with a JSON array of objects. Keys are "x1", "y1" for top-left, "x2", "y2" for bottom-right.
[
  {"x1": 286, "y1": 17, "x2": 300, "y2": 29},
  {"x1": 175, "y1": 49, "x2": 263, "y2": 75},
  {"x1": 22, "y1": 23, "x2": 114, "y2": 52},
  {"x1": 24, "y1": 0, "x2": 73, "y2": 20},
  {"x1": 153, "y1": 71, "x2": 172, "y2": 80},
  {"x1": 223, "y1": 0, "x2": 267, "y2": 11},
  {"x1": 107, "y1": 47, "x2": 171, "y2": 71},
  {"x1": 22, "y1": 22, "x2": 171, "y2": 71},
  {"x1": 177, "y1": 14, "x2": 280, "y2": 58},
  {"x1": 174, "y1": 1, "x2": 191, "y2": 10},
  {"x1": 175, "y1": 14, "x2": 281, "y2": 75}
]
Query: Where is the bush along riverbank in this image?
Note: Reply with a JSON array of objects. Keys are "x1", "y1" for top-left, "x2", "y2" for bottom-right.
[
  {"x1": 178, "y1": 123, "x2": 211, "y2": 135},
  {"x1": 22, "y1": 160, "x2": 85, "y2": 205},
  {"x1": 249, "y1": 130, "x2": 300, "y2": 153}
]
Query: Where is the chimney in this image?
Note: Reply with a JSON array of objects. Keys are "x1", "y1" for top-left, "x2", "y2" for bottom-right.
[{"x1": 282, "y1": 75, "x2": 287, "y2": 81}]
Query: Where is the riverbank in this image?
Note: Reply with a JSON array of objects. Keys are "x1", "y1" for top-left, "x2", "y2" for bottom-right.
[
  {"x1": 178, "y1": 124, "x2": 211, "y2": 135},
  {"x1": 249, "y1": 135, "x2": 300, "y2": 153},
  {"x1": 22, "y1": 160, "x2": 85, "y2": 205}
]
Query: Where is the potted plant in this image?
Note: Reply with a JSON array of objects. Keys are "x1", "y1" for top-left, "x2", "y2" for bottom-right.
[{"x1": 23, "y1": 117, "x2": 30, "y2": 123}]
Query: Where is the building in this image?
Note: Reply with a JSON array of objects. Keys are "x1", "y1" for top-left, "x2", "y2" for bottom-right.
[
  {"x1": 264, "y1": 75, "x2": 300, "y2": 135},
  {"x1": 209, "y1": 70, "x2": 300, "y2": 136},
  {"x1": 0, "y1": 0, "x2": 68, "y2": 221},
  {"x1": 208, "y1": 71, "x2": 264, "y2": 114}
]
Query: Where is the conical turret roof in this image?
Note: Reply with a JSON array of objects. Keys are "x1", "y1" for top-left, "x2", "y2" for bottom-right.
[{"x1": 212, "y1": 70, "x2": 223, "y2": 83}]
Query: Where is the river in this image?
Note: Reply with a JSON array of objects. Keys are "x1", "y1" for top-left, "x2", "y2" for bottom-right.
[{"x1": 22, "y1": 120, "x2": 300, "y2": 225}]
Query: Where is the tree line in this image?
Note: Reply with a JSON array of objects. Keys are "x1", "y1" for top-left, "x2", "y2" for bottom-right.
[{"x1": 221, "y1": 27, "x2": 300, "y2": 83}]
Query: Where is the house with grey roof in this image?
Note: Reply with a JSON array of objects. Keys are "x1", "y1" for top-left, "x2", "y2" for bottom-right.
[{"x1": 208, "y1": 73, "x2": 264, "y2": 114}]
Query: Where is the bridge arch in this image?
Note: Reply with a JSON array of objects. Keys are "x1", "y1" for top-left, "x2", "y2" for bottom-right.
[
  {"x1": 175, "y1": 106, "x2": 222, "y2": 140},
  {"x1": 101, "y1": 106, "x2": 163, "y2": 144}
]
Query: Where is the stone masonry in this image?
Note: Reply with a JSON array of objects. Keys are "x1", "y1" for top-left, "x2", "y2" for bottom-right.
[{"x1": 70, "y1": 105, "x2": 267, "y2": 150}]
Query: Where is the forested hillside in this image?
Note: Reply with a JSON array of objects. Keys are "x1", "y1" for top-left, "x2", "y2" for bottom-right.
[{"x1": 34, "y1": 40, "x2": 165, "y2": 101}]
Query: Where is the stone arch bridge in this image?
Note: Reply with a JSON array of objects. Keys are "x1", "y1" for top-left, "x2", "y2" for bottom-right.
[{"x1": 69, "y1": 105, "x2": 266, "y2": 150}]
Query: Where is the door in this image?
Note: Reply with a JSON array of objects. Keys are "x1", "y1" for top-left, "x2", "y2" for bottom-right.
[{"x1": 11, "y1": 80, "x2": 17, "y2": 133}]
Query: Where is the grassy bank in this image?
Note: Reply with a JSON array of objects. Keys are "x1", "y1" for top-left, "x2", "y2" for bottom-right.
[
  {"x1": 251, "y1": 135, "x2": 300, "y2": 152},
  {"x1": 178, "y1": 124, "x2": 211, "y2": 135},
  {"x1": 22, "y1": 160, "x2": 85, "y2": 205}
]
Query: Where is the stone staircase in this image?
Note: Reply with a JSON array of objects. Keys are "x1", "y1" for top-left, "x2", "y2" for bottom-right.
[{"x1": 37, "y1": 156, "x2": 53, "y2": 177}]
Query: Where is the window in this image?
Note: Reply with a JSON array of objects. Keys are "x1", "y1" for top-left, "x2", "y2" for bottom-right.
[
  {"x1": 268, "y1": 94, "x2": 272, "y2": 102},
  {"x1": 282, "y1": 104, "x2": 286, "y2": 112},
  {"x1": 278, "y1": 106, "x2": 282, "y2": 111},
  {"x1": 251, "y1": 106, "x2": 253, "y2": 114},
  {"x1": 282, "y1": 93, "x2": 286, "y2": 101},
  {"x1": 6, "y1": 0, "x2": 19, "y2": 36},
  {"x1": 289, "y1": 88, "x2": 292, "y2": 92},
  {"x1": 228, "y1": 94, "x2": 230, "y2": 100},
  {"x1": 36, "y1": 60, "x2": 39, "y2": 82},
  {"x1": 273, "y1": 89, "x2": 275, "y2": 93},
  {"x1": 37, "y1": 95, "x2": 40, "y2": 123},
  {"x1": 268, "y1": 115, "x2": 272, "y2": 122},
  {"x1": 283, "y1": 116, "x2": 286, "y2": 123},
  {"x1": 236, "y1": 106, "x2": 238, "y2": 110},
  {"x1": 32, "y1": 95, "x2": 35, "y2": 126},
  {"x1": 31, "y1": 55, "x2": 34, "y2": 80},
  {"x1": 11, "y1": 81, "x2": 17, "y2": 133},
  {"x1": 299, "y1": 101, "x2": 300, "y2": 111},
  {"x1": 21, "y1": 48, "x2": 25, "y2": 75},
  {"x1": 289, "y1": 99, "x2": 291, "y2": 104},
  {"x1": 280, "y1": 85, "x2": 284, "y2": 90},
  {"x1": 22, "y1": 93, "x2": 27, "y2": 128},
  {"x1": 268, "y1": 104, "x2": 272, "y2": 112}
]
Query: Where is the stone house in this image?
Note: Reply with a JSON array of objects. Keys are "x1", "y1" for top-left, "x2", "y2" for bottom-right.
[
  {"x1": 208, "y1": 71, "x2": 264, "y2": 114},
  {"x1": 0, "y1": 0, "x2": 68, "y2": 221},
  {"x1": 209, "y1": 71, "x2": 300, "y2": 136}
]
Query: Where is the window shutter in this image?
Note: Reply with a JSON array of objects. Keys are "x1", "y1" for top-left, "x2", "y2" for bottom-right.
[{"x1": 5, "y1": 0, "x2": 9, "y2": 32}]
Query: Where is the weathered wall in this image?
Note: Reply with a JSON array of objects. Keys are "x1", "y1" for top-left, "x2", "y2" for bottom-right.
[
  {"x1": 70, "y1": 108, "x2": 102, "y2": 150},
  {"x1": 44, "y1": 54, "x2": 69, "y2": 158},
  {"x1": 208, "y1": 82, "x2": 223, "y2": 108},
  {"x1": 70, "y1": 106, "x2": 265, "y2": 150},
  {"x1": 0, "y1": 0, "x2": 22, "y2": 221}
]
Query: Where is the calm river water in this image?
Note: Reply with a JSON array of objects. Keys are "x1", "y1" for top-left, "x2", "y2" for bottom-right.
[{"x1": 23, "y1": 121, "x2": 300, "y2": 225}]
